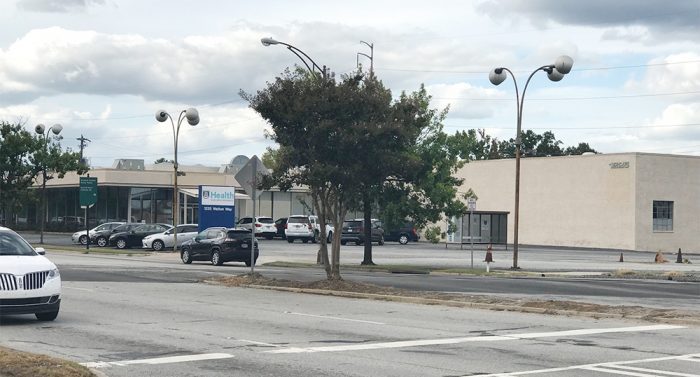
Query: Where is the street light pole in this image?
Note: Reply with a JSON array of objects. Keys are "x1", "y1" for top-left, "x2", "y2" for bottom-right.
[
  {"x1": 34, "y1": 123, "x2": 63, "y2": 244},
  {"x1": 357, "y1": 40, "x2": 374, "y2": 76},
  {"x1": 155, "y1": 108, "x2": 200, "y2": 254},
  {"x1": 261, "y1": 37, "x2": 327, "y2": 79},
  {"x1": 489, "y1": 55, "x2": 573, "y2": 270}
]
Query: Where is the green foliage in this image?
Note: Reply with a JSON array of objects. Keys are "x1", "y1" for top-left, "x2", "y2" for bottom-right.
[
  {"x1": 452, "y1": 128, "x2": 596, "y2": 159},
  {"x1": 424, "y1": 226, "x2": 442, "y2": 243},
  {"x1": 0, "y1": 121, "x2": 87, "y2": 225},
  {"x1": 154, "y1": 157, "x2": 174, "y2": 164}
]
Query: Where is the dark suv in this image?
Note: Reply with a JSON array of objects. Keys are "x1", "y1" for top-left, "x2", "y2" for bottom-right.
[
  {"x1": 341, "y1": 219, "x2": 384, "y2": 246},
  {"x1": 108, "y1": 223, "x2": 172, "y2": 249},
  {"x1": 384, "y1": 223, "x2": 420, "y2": 245},
  {"x1": 90, "y1": 223, "x2": 140, "y2": 247},
  {"x1": 180, "y1": 228, "x2": 259, "y2": 266}
]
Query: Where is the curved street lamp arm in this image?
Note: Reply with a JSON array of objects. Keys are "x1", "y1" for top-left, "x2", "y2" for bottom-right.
[
  {"x1": 274, "y1": 41, "x2": 325, "y2": 77},
  {"x1": 518, "y1": 65, "x2": 553, "y2": 134},
  {"x1": 287, "y1": 47, "x2": 315, "y2": 75}
]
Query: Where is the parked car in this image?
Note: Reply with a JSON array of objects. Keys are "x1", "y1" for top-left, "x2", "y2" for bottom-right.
[
  {"x1": 0, "y1": 226, "x2": 61, "y2": 321},
  {"x1": 180, "y1": 227, "x2": 259, "y2": 266},
  {"x1": 285, "y1": 215, "x2": 333, "y2": 243},
  {"x1": 72, "y1": 222, "x2": 125, "y2": 245},
  {"x1": 90, "y1": 222, "x2": 142, "y2": 247},
  {"x1": 109, "y1": 223, "x2": 172, "y2": 249},
  {"x1": 274, "y1": 217, "x2": 288, "y2": 239},
  {"x1": 142, "y1": 223, "x2": 199, "y2": 251},
  {"x1": 341, "y1": 219, "x2": 384, "y2": 246},
  {"x1": 384, "y1": 223, "x2": 421, "y2": 245},
  {"x1": 237, "y1": 216, "x2": 277, "y2": 240}
]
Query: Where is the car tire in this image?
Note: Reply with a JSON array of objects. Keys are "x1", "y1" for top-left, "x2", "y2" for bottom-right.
[
  {"x1": 181, "y1": 249, "x2": 192, "y2": 264},
  {"x1": 245, "y1": 256, "x2": 257, "y2": 267},
  {"x1": 302, "y1": 238, "x2": 309, "y2": 244},
  {"x1": 115, "y1": 238, "x2": 128, "y2": 249},
  {"x1": 152, "y1": 240, "x2": 165, "y2": 251},
  {"x1": 341, "y1": 240, "x2": 347, "y2": 245},
  {"x1": 211, "y1": 249, "x2": 223, "y2": 266},
  {"x1": 398, "y1": 234, "x2": 409, "y2": 245},
  {"x1": 287, "y1": 238, "x2": 294, "y2": 243},
  {"x1": 78, "y1": 235, "x2": 88, "y2": 245},
  {"x1": 35, "y1": 310, "x2": 59, "y2": 321},
  {"x1": 96, "y1": 236, "x2": 107, "y2": 247},
  {"x1": 379, "y1": 236, "x2": 384, "y2": 246},
  {"x1": 326, "y1": 231, "x2": 332, "y2": 243}
]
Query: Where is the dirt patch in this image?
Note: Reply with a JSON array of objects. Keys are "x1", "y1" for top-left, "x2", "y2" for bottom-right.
[
  {"x1": 209, "y1": 273, "x2": 700, "y2": 326},
  {"x1": 0, "y1": 346, "x2": 95, "y2": 377}
]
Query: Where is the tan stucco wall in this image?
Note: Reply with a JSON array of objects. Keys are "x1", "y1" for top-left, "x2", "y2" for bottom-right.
[
  {"x1": 455, "y1": 153, "x2": 638, "y2": 249},
  {"x1": 45, "y1": 168, "x2": 238, "y2": 189},
  {"x1": 634, "y1": 154, "x2": 700, "y2": 252}
]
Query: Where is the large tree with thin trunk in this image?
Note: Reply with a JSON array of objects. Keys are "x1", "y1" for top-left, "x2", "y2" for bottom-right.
[{"x1": 243, "y1": 69, "x2": 455, "y2": 279}]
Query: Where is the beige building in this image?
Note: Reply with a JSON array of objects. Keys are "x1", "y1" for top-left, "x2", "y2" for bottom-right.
[{"x1": 454, "y1": 152, "x2": 700, "y2": 252}]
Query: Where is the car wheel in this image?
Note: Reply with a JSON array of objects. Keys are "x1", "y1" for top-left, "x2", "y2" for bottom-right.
[
  {"x1": 96, "y1": 236, "x2": 107, "y2": 247},
  {"x1": 398, "y1": 234, "x2": 409, "y2": 245},
  {"x1": 115, "y1": 238, "x2": 127, "y2": 249},
  {"x1": 152, "y1": 240, "x2": 165, "y2": 251},
  {"x1": 245, "y1": 256, "x2": 257, "y2": 267},
  {"x1": 78, "y1": 235, "x2": 88, "y2": 245},
  {"x1": 35, "y1": 310, "x2": 59, "y2": 321},
  {"x1": 302, "y1": 238, "x2": 309, "y2": 244},
  {"x1": 287, "y1": 238, "x2": 294, "y2": 243},
  {"x1": 379, "y1": 236, "x2": 384, "y2": 246},
  {"x1": 326, "y1": 231, "x2": 332, "y2": 244},
  {"x1": 211, "y1": 250, "x2": 223, "y2": 266},
  {"x1": 181, "y1": 249, "x2": 192, "y2": 264},
  {"x1": 341, "y1": 240, "x2": 347, "y2": 245}
]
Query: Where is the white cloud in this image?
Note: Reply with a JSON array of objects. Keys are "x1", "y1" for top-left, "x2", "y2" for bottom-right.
[{"x1": 625, "y1": 53, "x2": 700, "y2": 94}]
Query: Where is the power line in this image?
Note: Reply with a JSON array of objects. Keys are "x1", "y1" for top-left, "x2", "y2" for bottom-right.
[
  {"x1": 431, "y1": 90, "x2": 700, "y2": 102},
  {"x1": 444, "y1": 122, "x2": 700, "y2": 130}
]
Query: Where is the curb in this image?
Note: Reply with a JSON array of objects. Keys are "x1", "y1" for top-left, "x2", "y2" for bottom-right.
[{"x1": 209, "y1": 282, "x2": 700, "y2": 327}]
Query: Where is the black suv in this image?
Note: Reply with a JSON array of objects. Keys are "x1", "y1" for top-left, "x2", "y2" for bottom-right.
[
  {"x1": 384, "y1": 223, "x2": 420, "y2": 245},
  {"x1": 341, "y1": 219, "x2": 384, "y2": 246},
  {"x1": 180, "y1": 228, "x2": 259, "y2": 266},
  {"x1": 109, "y1": 223, "x2": 172, "y2": 249}
]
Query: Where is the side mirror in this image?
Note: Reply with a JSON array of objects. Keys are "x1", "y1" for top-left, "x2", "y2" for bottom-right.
[
  {"x1": 195, "y1": 236, "x2": 202, "y2": 242},
  {"x1": 35, "y1": 247, "x2": 46, "y2": 255},
  {"x1": 164, "y1": 230, "x2": 172, "y2": 235}
]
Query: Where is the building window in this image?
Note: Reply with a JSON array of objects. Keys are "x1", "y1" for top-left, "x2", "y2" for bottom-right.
[{"x1": 653, "y1": 201, "x2": 673, "y2": 232}]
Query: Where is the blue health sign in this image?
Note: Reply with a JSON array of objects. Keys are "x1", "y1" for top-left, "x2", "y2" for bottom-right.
[{"x1": 198, "y1": 185, "x2": 236, "y2": 232}]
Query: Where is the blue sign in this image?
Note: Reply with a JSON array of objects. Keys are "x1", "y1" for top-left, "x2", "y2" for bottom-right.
[{"x1": 198, "y1": 185, "x2": 236, "y2": 231}]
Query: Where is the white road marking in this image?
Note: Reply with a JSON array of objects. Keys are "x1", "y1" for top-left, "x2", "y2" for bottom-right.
[
  {"x1": 63, "y1": 286, "x2": 94, "y2": 292},
  {"x1": 470, "y1": 353, "x2": 700, "y2": 377},
  {"x1": 284, "y1": 311, "x2": 385, "y2": 325},
  {"x1": 605, "y1": 364, "x2": 700, "y2": 376},
  {"x1": 237, "y1": 339, "x2": 280, "y2": 347},
  {"x1": 266, "y1": 324, "x2": 683, "y2": 354},
  {"x1": 81, "y1": 353, "x2": 234, "y2": 368},
  {"x1": 581, "y1": 366, "x2": 659, "y2": 376}
]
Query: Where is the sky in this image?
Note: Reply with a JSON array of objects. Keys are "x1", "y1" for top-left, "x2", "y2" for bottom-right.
[{"x1": 1, "y1": 0, "x2": 699, "y2": 168}]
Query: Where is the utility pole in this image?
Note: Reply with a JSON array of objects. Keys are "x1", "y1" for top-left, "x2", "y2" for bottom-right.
[
  {"x1": 357, "y1": 41, "x2": 374, "y2": 77},
  {"x1": 76, "y1": 135, "x2": 91, "y2": 163}
]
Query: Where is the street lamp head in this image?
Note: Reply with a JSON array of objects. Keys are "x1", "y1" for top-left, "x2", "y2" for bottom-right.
[
  {"x1": 185, "y1": 108, "x2": 199, "y2": 126},
  {"x1": 35, "y1": 123, "x2": 46, "y2": 135},
  {"x1": 554, "y1": 55, "x2": 574, "y2": 75},
  {"x1": 50, "y1": 124, "x2": 63, "y2": 135},
  {"x1": 261, "y1": 37, "x2": 279, "y2": 46},
  {"x1": 488, "y1": 68, "x2": 507, "y2": 86},
  {"x1": 155, "y1": 109, "x2": 169, "y2": 123},
  {"x1": 546, "y1": 67, "x2": 565, "y2": 82}
]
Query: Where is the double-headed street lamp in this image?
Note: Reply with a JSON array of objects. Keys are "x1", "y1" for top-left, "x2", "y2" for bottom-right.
[
  {"x1": 35, "y1": 123, "x2": 63, "y2": 244},
  {"x1": 261, "y1": 37, "x2": 327, "y2": 79},
  {"x1": 488, "y1": 55, "x2": 574, "y2": 270},
  {"x1": 155, "y1": 108, "x2": 199, "y2": 254}
]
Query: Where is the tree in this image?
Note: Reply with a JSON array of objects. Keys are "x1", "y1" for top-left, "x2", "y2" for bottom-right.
[
  {"x1": 154, "y1": 157, "x2": 174, "y2": 164},
  {"x1": 0, "y1": 121, "x2": 86, "y2": 227},
  {"x1": 564, "y1": 142, "x2": 598, "y2": 155}
]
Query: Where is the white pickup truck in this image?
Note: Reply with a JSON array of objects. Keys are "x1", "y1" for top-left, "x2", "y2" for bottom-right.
[{"x1": 285, "y1": 215, "x2": 334, "y2": 243}]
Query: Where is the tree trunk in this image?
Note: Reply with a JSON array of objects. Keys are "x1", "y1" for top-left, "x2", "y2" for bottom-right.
[{"x1": 361, "y1": 195, "x2": 375, "y2": 265}]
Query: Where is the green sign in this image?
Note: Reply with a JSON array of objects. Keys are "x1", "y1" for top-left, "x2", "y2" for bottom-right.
[{"x1": 79, "y1": 177, "x2": 98, "y2": 208}]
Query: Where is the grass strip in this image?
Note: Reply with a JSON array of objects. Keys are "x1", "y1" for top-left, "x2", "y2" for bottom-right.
[{"x1": 0, "y1": 346, "x2": 95, "y2": 377}]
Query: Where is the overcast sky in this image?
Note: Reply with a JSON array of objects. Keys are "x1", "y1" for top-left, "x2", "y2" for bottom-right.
[{"x1": 1, "y1": 0, "x2": 698, "y2": 167}]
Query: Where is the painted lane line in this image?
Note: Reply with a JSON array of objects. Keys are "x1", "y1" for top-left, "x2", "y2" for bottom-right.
[
  {"x1": 468, "y1": 353, "x2": 700, "y2": 377},
  {"x1": 63, "y1": 286, "x2": 94, "y2": 292},
  {"x1": 81, "y1": 353, "x2": 234, "y2": 369},
  {"x1": 581, "y1": 366, "x2": 659, "y2": 377},
  {"x1": 266, "y1": 324, "x2": 683, "y2": 354},
  {"x1": 284, "y1": 311, "x2": 385, "y2": 325},
  {"x1": 237, "y1": 339, "x2": 280, "y2": 347},
  {"x1": 605, "y1": 364, "x2": 700, "y2": 377}
]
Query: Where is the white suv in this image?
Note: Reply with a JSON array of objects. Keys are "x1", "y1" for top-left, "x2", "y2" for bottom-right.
[
  {"x1": 0, "y1": 227, "x2": 62, "y2": 321},
  {"x1": 285, "y1": 215, "x2": 333, "y2": 244},
  {"x1": 142, "y1": 223, "x2": 199, "y2": 251},
  {"x1": 237, "y1": 216, "x2": 277, "y2": 240}
]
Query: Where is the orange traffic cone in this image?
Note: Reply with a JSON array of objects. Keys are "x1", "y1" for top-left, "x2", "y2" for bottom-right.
[{"x1": 484, "y1": 244, "x2": 494, "y2": 263}]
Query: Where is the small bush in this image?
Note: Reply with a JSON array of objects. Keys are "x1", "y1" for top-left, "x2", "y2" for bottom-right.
[{"x1": 424, "y1": 226, "x2": 442, "y2": 244}]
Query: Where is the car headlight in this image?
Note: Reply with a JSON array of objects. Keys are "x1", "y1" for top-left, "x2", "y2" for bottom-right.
[{"x1": 47, "y1": 268, "x2": 60, "y2": 280}]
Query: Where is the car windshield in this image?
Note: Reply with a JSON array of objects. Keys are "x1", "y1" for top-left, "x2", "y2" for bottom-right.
[
  {"x1": 258, "y1": 217, "x2": 274, "y2": 224},
  {"x1": 0, "y1": 231, "x2": 37, "y2": 256},
  {"x1": 288, "y1": 217, "x2": 309, "y2": 224}
]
